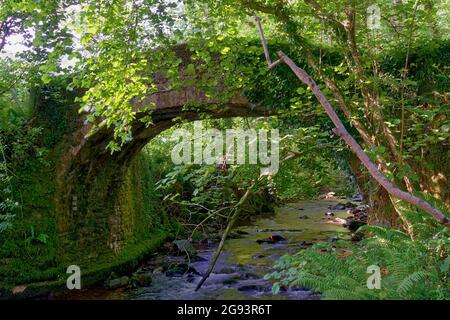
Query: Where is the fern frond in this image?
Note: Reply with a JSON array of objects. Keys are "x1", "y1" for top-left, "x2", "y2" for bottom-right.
[{"x1": 396, "y1": 271, "x2": 430, "y2": 297}]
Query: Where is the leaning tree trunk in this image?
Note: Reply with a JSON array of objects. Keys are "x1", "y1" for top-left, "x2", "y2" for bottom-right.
[
  {"x1": 255, "y1": 17, "x2": 449, "y2": 228},
  {"x1": 244, "y1": 3, "x2": 418, "y2": 227}
]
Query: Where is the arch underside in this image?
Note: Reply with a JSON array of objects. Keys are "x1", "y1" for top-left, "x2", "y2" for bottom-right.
[{"x1": 54, "y1": 85, "x2": 272, "y2": 260}]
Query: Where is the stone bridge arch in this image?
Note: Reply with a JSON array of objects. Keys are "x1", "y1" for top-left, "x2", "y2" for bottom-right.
[{"x1": 54, "y1": 75, "x2": 271, "y2": 264}]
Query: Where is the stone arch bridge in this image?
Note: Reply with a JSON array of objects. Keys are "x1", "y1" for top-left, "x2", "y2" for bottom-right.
[{"x1": 52, "y1": 46, "x2": 272, "y2": 265}]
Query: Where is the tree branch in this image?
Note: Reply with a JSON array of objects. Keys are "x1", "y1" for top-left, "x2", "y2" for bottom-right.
[
  {"x1": 195, "y1": 181, "x2": 257, "y2": 291},
  {"x1": 254, "y1": 16, "x2": 282, "y2": 69},
  {"x1": 255, "y1": 17, "x2": 450, "y2": 227}
]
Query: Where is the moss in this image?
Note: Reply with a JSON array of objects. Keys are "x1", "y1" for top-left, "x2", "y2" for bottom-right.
[
  {"x1": 0, "y1": 121, "x2": 176, "y2": 292},
  {"x1": 0, "y1": 231, "x2": 169, "y2": 299},
  {"x1": 0, "y1": 154, "x2": 58, "y2": 286},
  {"x1": 0, "y1": 151, "x2": 174, "y2": 291}
]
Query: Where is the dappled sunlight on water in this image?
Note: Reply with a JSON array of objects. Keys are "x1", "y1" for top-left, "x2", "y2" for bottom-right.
[{"x1": 59, "y1": 200, "x2": 351, "y2": 300}]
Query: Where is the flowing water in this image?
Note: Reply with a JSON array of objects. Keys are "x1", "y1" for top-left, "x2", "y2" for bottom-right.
[{"x1": 60, "y1": 200, "x2": 352, "y2": 300}]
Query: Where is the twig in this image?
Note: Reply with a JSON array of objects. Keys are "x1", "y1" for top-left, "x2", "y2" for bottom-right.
[
  {"x1": 254, "y1": 16, "x2": 282, "y2": 69},
  {"x1": 400, "y1": 0, "x2": 420, "y2": 155},
  {"x1": 189, "y1": 205, "x2": 234, "y2": 240}
]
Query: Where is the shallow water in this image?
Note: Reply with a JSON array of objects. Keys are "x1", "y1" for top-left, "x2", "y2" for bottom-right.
[{"x1": 60, "y1": 200, "x2": 351, "y2": 300}]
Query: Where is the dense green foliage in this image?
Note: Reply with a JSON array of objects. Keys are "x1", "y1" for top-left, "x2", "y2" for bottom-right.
[
  {"x1": 0, "y1": 0, "x2": 449, "y2": 300},
  {"x1": 267, "y1": 223, "x2": 450, "y2": 299},
  {"x1": 145, "y1": 117, "x2": 356, "y2": 237}
]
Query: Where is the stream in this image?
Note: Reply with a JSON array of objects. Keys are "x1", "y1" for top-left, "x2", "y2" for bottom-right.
[{"x1": 59, "y1": 199, "x2": 353, "y2": 300}]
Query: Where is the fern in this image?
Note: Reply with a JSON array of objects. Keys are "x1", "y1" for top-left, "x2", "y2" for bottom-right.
[
  {"x1": 359, "y1": 224, "x2": 409, "y2": 242},
  {"x1": 266, "y1": 222, "x2": 450, "y2": 300},
  {"x1": 396, "y1": 271, "x2": 429, "y2": 297},
  {"x1": 323, "y1": 288, "x2": 372, "y2": 300}
]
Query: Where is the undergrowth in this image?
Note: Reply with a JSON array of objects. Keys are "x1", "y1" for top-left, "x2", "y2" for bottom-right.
[{"x1": 266, "y1": 205, "x2": 450, "y2": 300}]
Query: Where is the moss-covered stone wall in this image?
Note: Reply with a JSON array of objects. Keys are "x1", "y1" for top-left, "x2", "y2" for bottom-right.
[
  {"x1": 0, "y1": 88, "x2": 175, "y2": 297},
  {"x1": 0, "y1": 150, "x2": 173, "y2": 297}
]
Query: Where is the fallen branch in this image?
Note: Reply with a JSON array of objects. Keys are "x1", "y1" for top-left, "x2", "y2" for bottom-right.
[
  {"x1": 254, "y1": 16, "x2": 450, "y2": 227},
  {"x1": 195, "y1": 184, "x2": 254, "y2": 291}
]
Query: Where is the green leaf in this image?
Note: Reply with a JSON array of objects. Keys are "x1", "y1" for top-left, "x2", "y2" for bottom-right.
[
  {"x1": 272, "y1": 283, "x2": 280, "y2": 295},
  {"x1": 185, "y1": 64, "x2": 195, "y2": 75},
  {"x1": 440, "y1": 256, "x2": 450, "y2": 273},
  {"x1": 220, "y1": 47, "x2": 231, "y2": 55},
  {"x1": 41, "y1": 74, "x2": 51, "y2": 84}
]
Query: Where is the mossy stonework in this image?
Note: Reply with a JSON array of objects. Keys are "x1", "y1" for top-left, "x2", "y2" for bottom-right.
[
  {"x1": 0, "y1": 116, "x2": 172, "y2": 297},
  {"x1": 0, "y1": 71, "x2": 270, "y2": 298}
]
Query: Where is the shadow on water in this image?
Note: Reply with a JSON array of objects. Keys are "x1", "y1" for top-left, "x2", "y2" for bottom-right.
[{"x1": 60, "y1": 200, "x2": 352, "y2": 300}]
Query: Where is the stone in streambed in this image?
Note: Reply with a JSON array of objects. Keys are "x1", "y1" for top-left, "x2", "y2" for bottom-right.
[
  {"x1": 330, "y1": 203, "x2": 346, "y2": 210},
  {"x1": 219, "y1": 267, "x2": 237, "y2": 274},
  {"x1": 333, "y1": 218, "x2": 347, "y2": 225},
  {"x1": 237, "y1": 282, "x2": 268, "y2": 292},
  {"x1": 173, "y1": 239, "x2": 196, "y2": 256},
  {"x1": 131, "y1": 272, "x2": 152, "y2": 287},
  {"x1": 228, "y1": 230, "x2": 249, "y2": 239},
  {"x1": 319, "y1": 192, "x2": 336, "y2": 200},
  {"x1": 244, "y1": 273, "x2": 260, "y2": 279},
  {"x1": 105, "y1": 276, "x2": 130, "y2": 289},
  {"x1": 256, "y1": 235, "x2": 286, "y2": 244},
  {"x1": 344, "y1": 219, "x2": 366, "y2": 232},
  {"x1": 227, "y1": 232, "x2": 239, "y2": 239},
  {"x1": 330, "y1": 202, "x2": 357, "y2": 210}
]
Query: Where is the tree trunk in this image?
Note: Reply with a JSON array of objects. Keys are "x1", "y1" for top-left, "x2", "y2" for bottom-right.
[
  {"x1": 255, "y1": 17, "x2": 450, "y2": 228},
  {"x1": 345, "y1": 152, "x2": 399, "y2": 227}
]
